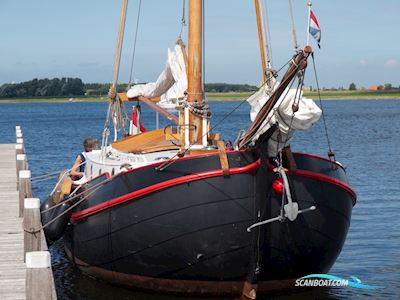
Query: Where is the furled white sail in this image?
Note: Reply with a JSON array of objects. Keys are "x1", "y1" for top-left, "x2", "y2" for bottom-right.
[
  {"x1": 127, "y1": 44, "x2": 187, "y2": 99},
  {"x1": 247, "y1": 85, "x2": 322, "y2": 156}
]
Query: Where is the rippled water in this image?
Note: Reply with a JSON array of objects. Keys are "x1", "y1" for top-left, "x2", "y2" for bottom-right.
[{"x1": 0, "y1": 100, "x2": 399, "y2": 299}]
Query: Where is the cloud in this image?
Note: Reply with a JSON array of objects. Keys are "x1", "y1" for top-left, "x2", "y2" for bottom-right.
[
  {"x1": 359, "y1": 59, "x2": 368, "y2": 66},
  {"x1": 384, "y1": 59, "x2": 398, "y2": 68}
]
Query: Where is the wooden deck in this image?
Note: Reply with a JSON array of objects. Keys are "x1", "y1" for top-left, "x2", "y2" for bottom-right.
[{"x1": 0, "y1": 144, "x2": 25, "y2": 299}]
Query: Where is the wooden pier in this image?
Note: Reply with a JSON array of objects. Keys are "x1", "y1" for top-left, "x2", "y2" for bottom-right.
[{"x1": 0, "y1": 127, "x2": 57, "y2": 300}]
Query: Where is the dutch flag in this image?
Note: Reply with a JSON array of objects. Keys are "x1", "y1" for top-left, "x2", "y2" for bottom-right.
[{"x1": 309, "y1": 10, "x2": 321, "y2": 48}]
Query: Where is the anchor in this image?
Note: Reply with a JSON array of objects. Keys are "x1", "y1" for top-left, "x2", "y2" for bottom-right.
[{"x1": 247, "y1": 165, "x2": 316, "y2": 232}]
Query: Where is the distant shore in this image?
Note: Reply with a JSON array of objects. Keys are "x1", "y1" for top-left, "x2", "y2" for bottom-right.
[
  {"x1": 1, "y1": 90, "x2": 400, "y2": 103},
  {"x1": 207, "y1": 90, "x2": 400, "y2": 101}
]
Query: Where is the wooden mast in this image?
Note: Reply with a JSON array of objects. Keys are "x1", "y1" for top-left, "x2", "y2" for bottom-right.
[
  {"x1": 110, "y1": 0, "x2": 128, "y2": 98},
  {"x1": 254, "y1": 0, "x2": 268, "y2": 84},
  {"x1": 187, "y1": 0, "x2": 204, "y2": 146}
]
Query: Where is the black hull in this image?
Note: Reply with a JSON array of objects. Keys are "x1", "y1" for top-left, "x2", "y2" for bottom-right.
[{"x1": 62, "y1": 151, "x2": 355, "y2": 296}]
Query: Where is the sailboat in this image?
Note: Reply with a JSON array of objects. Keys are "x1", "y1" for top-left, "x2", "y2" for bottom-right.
[{"x1": 41, "y1": 0, "x2": 356, "y2": 297}]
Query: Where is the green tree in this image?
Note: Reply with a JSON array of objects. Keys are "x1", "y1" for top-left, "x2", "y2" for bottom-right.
[
  {"x1": 349, "y1": 83, "x2": 357, "y2": 90},
  {"x1": 0, "y1": 77, "x2": 85, "y2": 98},
  {"x1": 384, "y1": 83, "x2": 392, "y2": 90}
]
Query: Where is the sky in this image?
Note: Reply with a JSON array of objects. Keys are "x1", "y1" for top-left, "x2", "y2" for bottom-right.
[{"x1": 1, "y1": 0, "x2": 399, "y2": 88}]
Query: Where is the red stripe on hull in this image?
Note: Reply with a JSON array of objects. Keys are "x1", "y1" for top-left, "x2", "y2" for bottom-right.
[
  {"x1": 71, "y1": 160, "x2": 260, "y2": 221},
  {"x1": 268, "y1": 154, "x2": 357, "y2": 204},
  {"x1": 71, "y1": 151, "x2": 356, "y2": 221},
  {"x1": 294, "y1": 169, "x2": 357, "y2": 204},
  {"x1": 293, "y1": 152, "x2": 346, "y2": 170}
]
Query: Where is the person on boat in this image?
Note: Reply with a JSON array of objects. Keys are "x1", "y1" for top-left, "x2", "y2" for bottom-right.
[{"x1": 70, "y1": 137, "x2": 94, "y2": 181}]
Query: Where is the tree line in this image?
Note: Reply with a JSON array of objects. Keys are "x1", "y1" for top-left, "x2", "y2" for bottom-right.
[
  {"x1": 0, "y1": 78, "x2": 258, "y2": 98},
  {"x1": 0, "y1": 78, "x2": 85, "y2": 98},
  {"x1": 348, "y1": 82, "x2": 399, "y2": 91}
]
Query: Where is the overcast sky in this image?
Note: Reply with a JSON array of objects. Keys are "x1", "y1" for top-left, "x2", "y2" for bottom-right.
[{"x1": 1, "y1": 0, "x2": 399, "y2": 88}]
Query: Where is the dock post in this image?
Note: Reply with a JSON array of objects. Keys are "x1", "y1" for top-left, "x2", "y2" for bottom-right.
[
  {"x1": 26, "y1": 251, "x2": 57, "y2": 300},
  {"x1": 16, "y1": 126, "x2": 25, "y2": 153},
  {"x1": 16, "y1": 129, "x2": 26, "y2": 187},
  {"x1": 16, "y1": 125, "x2": 22, "y2": 140},
  {"x1": 16, "y1": 131, "x2": 23, "y2": 141},
  {"x1": 16, "y1": 143, "x2": 25, "y2": 155},
  {"x1": 16, "y1": 137, "x2": 24, "y2": 145},
  {"x1": 16, "y1": 154, "x2": 27, "y2": 186},
  {"x1": 19, "y1": 170, "x2": 32, "y2": 217},
  {"x1": 23, "y1": 198, "x2": 42, "y2": 259}
]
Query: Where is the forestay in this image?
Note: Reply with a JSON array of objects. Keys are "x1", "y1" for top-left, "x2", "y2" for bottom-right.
[
  {"x1": 247, "y1": 85, "x2": 322, "y2": 156},
  {"x1": 127, "y1": 44, "x2": 187, "y2": 99}
]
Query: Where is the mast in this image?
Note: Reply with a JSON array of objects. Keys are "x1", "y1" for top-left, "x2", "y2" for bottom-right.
[
  {"x1": 103, "y1": 0, "x2": 128, "y2": 146},
  {"x1": 110, "y1": 0, "x2": 128, "y2": 97},
  {"x1": 306, "y1": 2, "x2": 312, "y2": 46},
  {"x1": 254, "y1": 0, "x2": 275, "y2": 90},
  {"x1": 288, "y1": 0, "x2": 299, "y2": 50},
  {"x1": 187, "y1": 0, "x2": 205, "y2": 146},
  {"x1": 254, "y1": 0, "x2": 274, "y2": 89},
  {"x1": 254, "y1": 0, "x2": 267, "y2": 84}
]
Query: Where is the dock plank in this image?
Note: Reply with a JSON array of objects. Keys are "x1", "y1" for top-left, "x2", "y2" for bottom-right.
[{"x1": 0, "y1": 144, "x2": 25, "y2": 299}]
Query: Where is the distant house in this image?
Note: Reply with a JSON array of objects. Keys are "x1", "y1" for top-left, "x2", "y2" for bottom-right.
[{"x1": 369, "y1": 85, "x2": 378, "y2": 91}]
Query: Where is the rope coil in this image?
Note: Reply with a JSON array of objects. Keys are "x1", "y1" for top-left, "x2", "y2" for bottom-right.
[{"x1": 183, "y1": 101, "x2": 211, "y2": 119}]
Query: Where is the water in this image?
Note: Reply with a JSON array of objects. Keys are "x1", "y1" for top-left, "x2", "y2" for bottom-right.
[{"x1": 0, "y1": 100, "x2": 399, "y2": 299}]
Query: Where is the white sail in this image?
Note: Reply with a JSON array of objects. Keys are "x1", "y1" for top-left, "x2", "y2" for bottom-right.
[
  {"x1": 157, "y1": 82, "x2": 182, "y2": 112},
  {"x1": 246, "y1": 86, "x2": 322, "y2": 156},
  {"x1": 127, "y1": 44, "x2": 187, "y2": 99}
]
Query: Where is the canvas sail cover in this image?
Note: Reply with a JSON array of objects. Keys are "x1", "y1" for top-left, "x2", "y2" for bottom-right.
[
  {"x1": 159, "y1": 84, "x2": 182, "y2": 102},
  {"x1": 127, "y1": 44, "x2": 187, "y2": 99},
  {"x1": 247, "y1": 86, "x2": 322, "y2": 156}
]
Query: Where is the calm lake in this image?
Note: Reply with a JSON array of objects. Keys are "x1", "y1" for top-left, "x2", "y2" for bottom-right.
[{"x1": 0, "y1": 100, "x2": 399, "y2": 299}]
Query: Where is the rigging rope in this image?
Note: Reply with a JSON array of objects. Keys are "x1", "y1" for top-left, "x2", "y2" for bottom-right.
[
  {"x1": 109, "y1": 94, "x2": 130, "y2": 137},
  {"x1": 31, "y1": 172, "x2": 65, "y2": 181},
  {"x1": 288, "y1": 0, "x2": 299, "y2": 50},
  {"x1": 28, "y1": 178, "x2": 111, "y2": 234},
  {"x1": 311, "y1": 52, "x2": 335, "y2": 159},
  {"x1": 259, "y1": 0, "x2": 273, "y2": 68},
  {"x1": 128, "y1": 0, "x2": 142, "y2": 88},
  {"x1": 40, "y1": 172, "x2": 115, "y2": 216},
  {"x1": 280, "y1": 68, "x2": 306, "y2": 149},
  {"x1": 156, "y1": 57, "x2": 294, "y2": 171},
  {"x1": 264, "y1": 1, "x2": 273, "y2": 65},
  {"x1": 31, "y1": 160, "x2": 86, "y2": 182},
  {"x1": 103, "y1": 0, "x2": 129, "y2": 146},
  {"x1": 202, "y1": 0, "x2": 206, "y2": 96},
  {"x1": 179, "y1": 0, "x2": 186, "y2": 38}
]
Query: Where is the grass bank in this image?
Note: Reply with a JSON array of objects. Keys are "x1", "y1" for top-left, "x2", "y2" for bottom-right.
[
  {"x1": 206, "y1": 90, "x2": 400, "y2": 101},
  {"x1": 1, "y1": 90, "x2": 400, "y2": 103},
  {"x1": 0, "y1": 96, "x2": 106, "y2": 103},
  {"x1": 303, "y1": 90, "x2": 400, "y2": 100}
]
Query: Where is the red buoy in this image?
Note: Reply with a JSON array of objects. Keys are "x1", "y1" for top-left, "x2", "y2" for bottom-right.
[{"x1": 272, "y1": 178, "x2": 284, "y2": 195}]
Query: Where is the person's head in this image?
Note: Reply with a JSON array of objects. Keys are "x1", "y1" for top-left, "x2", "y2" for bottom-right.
[{"x1": 83, "y1": 137, "x2": 95, "y2": 152}]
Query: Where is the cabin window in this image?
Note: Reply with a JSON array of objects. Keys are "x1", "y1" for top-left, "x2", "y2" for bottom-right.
[
  {"x1": 99, "y1": 169, "x2": 102, "y2": 175},
  {"x1": 111, "y1": 168, "x2": 115, "y2": 176},
  {"x1": 90, "y1": 165, "x2": 93, "y2": 177}
]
